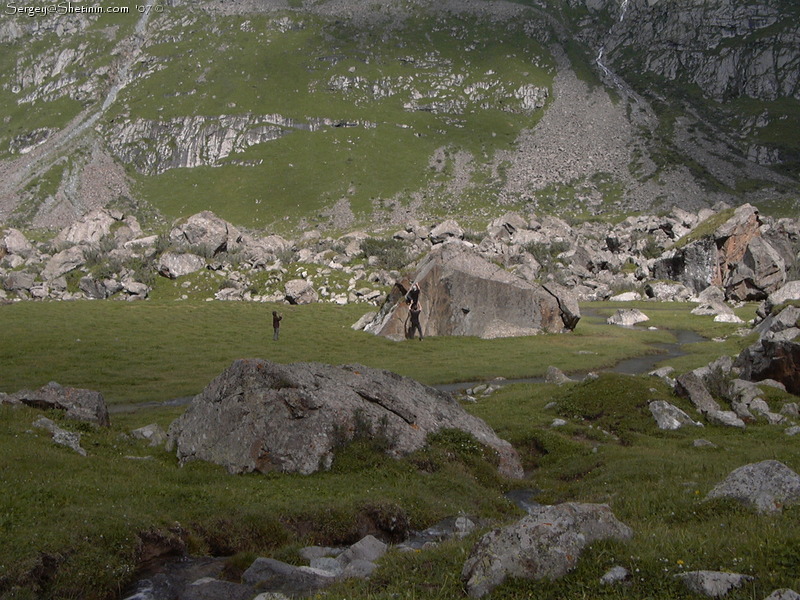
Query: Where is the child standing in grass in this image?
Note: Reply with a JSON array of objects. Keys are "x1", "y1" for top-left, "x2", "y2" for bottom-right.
[{"x1": 272, "y1": 310, "x2": 282, "y2": 341}]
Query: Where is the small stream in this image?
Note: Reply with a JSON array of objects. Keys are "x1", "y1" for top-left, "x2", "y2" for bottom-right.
[{"x1": 110, "y1": 318, "x2": 705, "y2": 413}]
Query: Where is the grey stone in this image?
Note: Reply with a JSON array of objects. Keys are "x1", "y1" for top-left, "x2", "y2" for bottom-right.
[
  {"x1": 764, "y1": 589, "x2": 800, "y2": 600},
  {"x1": 168, "y1": 359, "x2": 522, "y2": 478},
  {"x1": 241, "y1": 558, "x2": 331, "y2": 596},
  {"x1": 53, "y1": 209, "x2": 116, "y2": 247},
  {"x1": 169, "y1": 211, "x2": 243, "y2": 255},
  {"x1": 706, "y1": 410, "x2": 746, "y2": 429},
  {"x1": 179, "y1": 577, "x2": 255, "y2": 600},
  {"x1": 159, "y1": 252, "x2": 206, "y2": 279},
  {"x1": 33, "y1": 417, "x2": 87, "y2": 456},
  {"x1": 340, "y1": 559, "x2": 378, "y2": 580},
  {"x1": 677, "y1": 570, "x2": 753, "y2": 598},
  {"x1": 337, "y1": 535, "x2": 387, "y2": 566},
  {"x1": 545, "y1": 366, "x2": 572, "y2": 385},
  {"x1": 462, "y1": 503, "x2": 633, "y2": 598},
  {"x1": 429, "y1": 219, "x2": 464, "y2": 243},
  {"x1": 706, "y1": 460, "x2": 800, "y2": 513},
  {"x1": 42, "y1": 246, "x2": 84, "y2": 280},
  {"x1": 3, "y1": 271, "x2": 35, "y2": 292},
  {"x1": 2, "y1": 228, "x2": 36, "y2": 258},
  {"x1": 693, "y1": 439, "x2": 718, "y2": 448},
  {"x1": 649, "y1": 400, "x2": 703, "y2": 430},
  {"x1": 675, "y1": 372, "x2": 720, "y2": 415},
  {"x1": 600, "y1": 566, "x2": 630, "y2": 585},
  {"x1": 606, "y1": 308, "x2": 649, "y2": 326},
  {"x1": 308, "y1": 557, "x2": 343, "y2": 577},
  {"x1": 284, "y1": 279, "x2": 318, "y2": 304},
  {"x1": 132, "y1": 424, "x2": 168, "y2": 447},
  {"x1": 13, "y1": 381, "x2": 110, "y2": 426},
  {"x1": 363, "y1": 244, "x2": 579, "y2": 340}
]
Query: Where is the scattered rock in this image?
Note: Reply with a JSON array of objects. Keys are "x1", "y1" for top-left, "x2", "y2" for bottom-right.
[
  {"x1": 461, "y1": 503, "x2": 633, "y2": 598},
  {"x1": 284, "y1": 279, "x2": 319, "y2": 304},
  {"x1": 606, "y1": 308, "x2": 649, "y2": 326},
  {"x1": 706, "y1": 460, "x2": 800, "y2": 513},
  {"x1": 649, "y1": 400, "x2": 703, "y2": 430},
  {"x1": 600, "y1": 566, "x2": 630, "y2": 585},
  {"x1": 158, "y1": 252, "x2": 206, "y2": 279},
  {"x1": 677, "y1": 570, "x2": 753, "y2": 598},
  {"x1": 33, "y1": 416, "x2": 87, "y2": 456},
  {"x1": 131, "y1": 424, "x2": 168, "y2": 447},
  {"x1": 12, "y1": 381, "x2": 110, "y2": 426},
  {"x1": 675, "y1": 372, "x2": 720, "y2": 415}
]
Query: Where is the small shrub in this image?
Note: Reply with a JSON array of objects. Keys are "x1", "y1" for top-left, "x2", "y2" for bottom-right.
[{"x1": 361, "y1": 238, "x2": 408, "y2": 270}]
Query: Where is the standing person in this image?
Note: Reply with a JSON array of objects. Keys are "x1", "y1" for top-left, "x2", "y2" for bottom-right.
[
  {"x1": 408, "y1": 300, "x2": 423, "y2": 341},
  {"x1": 405, "y1": 281, "x2": 421, "y2": 305},
  {"x1": 272, "y1": 310, "x2": 283, "y2": 341}
]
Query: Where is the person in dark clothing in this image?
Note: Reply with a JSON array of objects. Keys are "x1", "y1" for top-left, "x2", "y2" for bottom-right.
[
  {"x1": 405, "y1": 281, "x2": 421, "y2": 305},
  {"x1": 408, "y1": 300, "x2": 423, "y2": 341},
  {"x1": 272, "y1": 310, "x2": 283, "y2": 341}
]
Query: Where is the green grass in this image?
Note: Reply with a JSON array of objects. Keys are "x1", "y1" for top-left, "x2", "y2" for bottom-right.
[
  {"x1": 0, "y1": 300, "x2": 753, "y2": 406},
  {"x1": 1, "y1": 298, "x2": 798, "y2": 599},
  {"x1": 111, "y1": 9, "x2": 554, "y2": 231}
]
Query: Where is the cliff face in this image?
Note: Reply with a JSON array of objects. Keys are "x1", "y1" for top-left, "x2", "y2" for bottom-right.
[
  {"x1": 569, "y1": 0, "x2": 800, "y2": 166},
  {"x1": 0, "y1": 0, "x2": 797, "y2": 231}
]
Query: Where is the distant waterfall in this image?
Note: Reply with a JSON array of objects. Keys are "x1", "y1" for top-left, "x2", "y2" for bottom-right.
[{"x1": 620, "y1": 0, "x2": 629, "y2": 22}]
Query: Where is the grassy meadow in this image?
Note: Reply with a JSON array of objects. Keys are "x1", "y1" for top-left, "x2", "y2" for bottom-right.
[{"x1": 1, "y1": 298, "x2": 798, "y2": 599}]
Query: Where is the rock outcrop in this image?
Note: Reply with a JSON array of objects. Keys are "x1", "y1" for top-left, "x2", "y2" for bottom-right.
[
  {"x1": 12, "y1": 381, "x2": 110, "y2": 426},
  {"x1": 706, "y1": 460, "x2": 800, "y2": 513},
  {"x1": 167, "y1": 359, "x2": 523, "y2": 478},
  {"x1": 362, "y1": 243, "x2": 579, "y2": 340},
  {"x1": 736, "y1": 305, "x2": 800, "y2": 394},
  {"x1": 461, "y1": 503, "x2": 633, "y2": 598}
]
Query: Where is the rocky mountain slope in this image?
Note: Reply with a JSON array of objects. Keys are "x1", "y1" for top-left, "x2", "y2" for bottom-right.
[{"x1": 0, "y1": 0, "x2": 798, "y2": 234}]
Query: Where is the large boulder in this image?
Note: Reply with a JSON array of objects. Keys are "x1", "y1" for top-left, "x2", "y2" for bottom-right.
[
  {"x1": 2, "y1": 228, "x2": 37, "y2": 258},
  {"x1": 168, "y1": 210, "x2": 243, "y2": 255},
  {"x1": 158, "y1": 252, "x2": 206, "y2": 279},
  {"x1": 461, "y1": 503, "x2": 633, "y2": 598},
  {"x1": 726, "y1": 236, "x2": 786, "y2": 301},
  {"x1": 167, "y1": 359, "x2": 523, "y2": 478},
  {"x1": 735, "y1": 306, "x2": 800, "y2": 394},
  {"x1": 362, "y1": 243, "x2": 579, "y2": 340},
  {"x1": 706, "y1": 460, "x2": 800, "y2": 513},
  {"x1": 41, "y1": 246, "x2": 84, "y2": 280},
  {"x1": 12, "y1": 382, "x2": 110, "y2": 426},
  {"x1": 653, "y1": 204, "x2": 764, "y2": 295},
  {"x1": 285, "y1": 279, "x2": 319, "y2": 304},
  {"x1": 52, "y1": 208, "x2": 116, "y2": 247}
]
